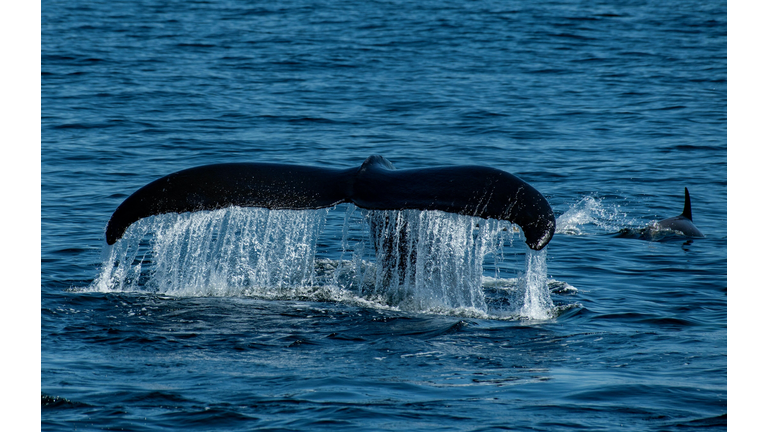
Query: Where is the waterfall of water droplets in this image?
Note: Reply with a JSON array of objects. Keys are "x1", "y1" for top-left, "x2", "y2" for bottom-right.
[
  {"x1": 354, "y1": 210, "x2": 508, "y2": 314},
  {"x1": 520, "y1": 248, "x2": 552, "y2": 319},
  {"x1": 93, "y1": 207, "x2": 328, "y2": 296},
  {"x1": 328, "y1": 209, "x2": 554, "y2": 318},
  {"x1": 92, "y1": 206, "x2": 554, "y2": 319}
]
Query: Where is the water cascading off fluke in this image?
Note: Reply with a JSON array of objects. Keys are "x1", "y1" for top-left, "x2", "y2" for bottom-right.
[
  {"x1": 93, "y1": 207, "x2": 328, "y2": 296},
  {"x1": 93, "y1": 206, "x2": 554, "y2": 319}
]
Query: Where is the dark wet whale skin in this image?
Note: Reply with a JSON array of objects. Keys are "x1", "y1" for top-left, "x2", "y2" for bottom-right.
[
  {"x1": 106, "y1": 155, "x2": 556, "y2": 250},
  {"x1": 647, "y1": 187, "x2": 704, "y2": 238}
]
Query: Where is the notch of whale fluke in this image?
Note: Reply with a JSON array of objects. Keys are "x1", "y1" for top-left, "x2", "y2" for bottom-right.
[{"x1": 105, "y1": 156, "x2": 556, "y2": 250}]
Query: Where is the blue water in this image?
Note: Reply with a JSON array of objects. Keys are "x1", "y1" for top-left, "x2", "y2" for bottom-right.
[{"x1": 42, "y1": 0, "x2": 727, "y2": 430}]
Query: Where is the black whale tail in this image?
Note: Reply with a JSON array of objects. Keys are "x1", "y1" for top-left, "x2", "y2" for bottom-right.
[
  {"x1": 681, "y1": 187, "x2": 693, "y2": 221},
  {"x1": 105, "y1": 162, "x2": 356, "y2": 245},
  {"x1": 106, "y1": 156, "x2": 556, "y2": 250}
]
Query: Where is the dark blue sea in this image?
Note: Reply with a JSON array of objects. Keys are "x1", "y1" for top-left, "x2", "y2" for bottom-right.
[{"x1": 41, "y1": 0, "x2": 727, "y2": 430}]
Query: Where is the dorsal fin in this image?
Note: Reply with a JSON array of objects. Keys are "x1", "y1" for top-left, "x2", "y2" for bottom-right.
[{"x1": 681, "y1": 187, "x2": 693, "y2": 221}]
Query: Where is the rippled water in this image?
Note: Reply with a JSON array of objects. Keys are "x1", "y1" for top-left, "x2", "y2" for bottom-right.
[{"x1": 42, "y1": 0, "x2": 726, "y2": 430}]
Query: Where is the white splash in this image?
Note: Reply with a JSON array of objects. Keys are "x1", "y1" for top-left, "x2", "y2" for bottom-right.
[
  {"x1": 347, "y1": 210, "x2": 514, "y2": 314},
  {"x1": 519, "y1": 248, "x2": 553, "y2": 320},
  {"x1": 556, "y1": 195, "x2": 631, "y2": 235},
  {"x1": 93, "y1": 207, "x2": 328, "y2": 296},
  {"x1": 91, "y1": 206, "x2": 558, "y2": 320}
]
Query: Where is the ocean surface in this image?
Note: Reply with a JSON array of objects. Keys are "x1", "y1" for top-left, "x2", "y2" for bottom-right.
[{"x1": 41, "y1": 0, "x2": 727, "y2": 430}]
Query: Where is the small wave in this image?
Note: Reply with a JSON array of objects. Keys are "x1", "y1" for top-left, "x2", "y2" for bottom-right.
[
  {"x1": 666, "y1": 413, "x2": 727, "y2": 429},
  {"x1": 42, "y1": 394, "x2": 89, "y2": 409},
  {"x1": 176, "y1": 43, "x2": 216, "y2": 48},
  {"x1": 549, "y1": 32, "x2": 595, "y2": 41},
  {"x1": 652, "y1": 105, "x2": 687, "y2": 111},
  {"x1": 52, "y1": 123, "x2": 105, "y2": 130},
  {"x1": 548, "y1": 279, "x2": 578, "y2": 294}
]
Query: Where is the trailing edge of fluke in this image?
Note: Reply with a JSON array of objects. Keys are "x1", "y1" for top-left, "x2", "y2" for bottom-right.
[{"x1": 106, "y1": 155, "x2": 556, "y2": 250}]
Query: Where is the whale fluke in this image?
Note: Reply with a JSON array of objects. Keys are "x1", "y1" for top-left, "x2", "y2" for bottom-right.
[
  {"x1": 105, "y1": 162, "x2": 356, "y2": 245},
  {"x1": 106, "y1": 156, "x2": 556, "y2": 250}
]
